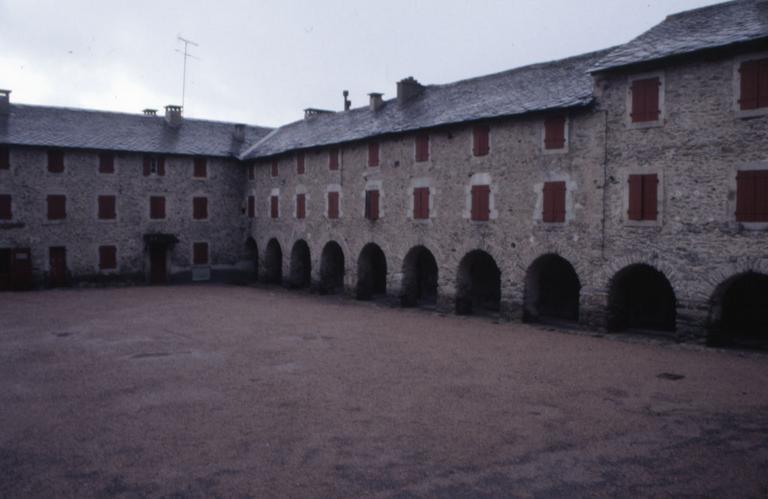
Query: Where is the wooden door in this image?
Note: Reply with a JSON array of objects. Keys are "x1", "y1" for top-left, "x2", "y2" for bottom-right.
[
  {"x1": 11, "y1": 248, "x2": 32, "y2": 290},
  {"x1": 149, "y1": 245, "x2": 167, "y2": 284},
  {"x1": 49, "y1": 247, "x2": 67, "y2": 287}
]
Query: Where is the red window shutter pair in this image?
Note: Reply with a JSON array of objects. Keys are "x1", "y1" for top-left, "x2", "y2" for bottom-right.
[
  {"x1": 329, "y1": 148, "x2": 339, "y2": 170},
  {"x1": 0, "y1": 194, "x2": 11, "y2": 220},
  {"x1": 296, "y1": 152, "x2": 305, "y2": 175},
  {"x1": 47, "y1": 195, "x2": 66, "y2": 220},
  {"x1": 365, "y1": 190, "x2": 379, "y2": 220},
  {"x1": 47, "y1": 150, "x2": 64, "y2": 173},
  {"x1": 627, "y1": 174, "x2": 658, "y2": 220},
  {"x1": 143, "y1": 156, "x2": 165, "y2": 176},
  {"x1": 271, "y1": 159, "x2": 279, "y2": 177},
  {"x1": 270, "y1": 195, "x2": 279, "y2": 218},
  {"x1": 544, "y1": 116, "x2": 566, "y2": 150},
  {"x1": 296, "y1": 194, "x2": 306, "y2": 219},
  {"x1": 327, "y1": 192, "x2": 339, "y2": 219},
  {"x1": 99, "y1": 153, "x2": 114, "y2": 173},
  {"x1": 98, "y1": 195, "x2": 116, "y2": 220},
  {"x1": 247, "y1": 195, "x2": 255, "y2": 218},
  {"x1": 631, "y1": 77, "x2": 661, "y2": 123},
  {"x1": 0, "y1": 146, "x2": 9, "y2": 169},
  {"x1": 542, "y1": 181, "x2": 566, "y2": 222},
  {"x1": 736, "y1": 170, "x2": 768, "y2": 222},
  {"x1": 472, "y1": 125, "x2": 490, "y2": 156},
  {"x1": 471, "y1": 185, "x2": 490, "y2": 221},
  {"x1": 368, "y1": 142, "x2": 380, "y2": 167},
  {"x1": 415, "y1": 133, "x2": 429, "y2": 162},
  {"x1": 193, "y1": 157, "x2": 207, "y2": 178},
  {"x1": 413, "y1": 187, "x2": 430, "y2": 219},
  {"x1": 739, "y1": 58, "x2": 768, "y2": 111},
  {"x1": 150, "y1": 196, "x2": 166, "y2": 219},
  {"x1": 99, "y1": 246, "x2": 117, "y2": 270},
  {"x1": 193, "y1": 197, "x2": 208, "y2": 220},
  {"x1": 193, "y1": 242, "x2": 209, "y2": 265}
]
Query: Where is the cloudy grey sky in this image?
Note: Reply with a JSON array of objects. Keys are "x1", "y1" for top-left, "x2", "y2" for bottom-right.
[{"x1": 0, "y1": 0, "x2": 723, "y2": 127}]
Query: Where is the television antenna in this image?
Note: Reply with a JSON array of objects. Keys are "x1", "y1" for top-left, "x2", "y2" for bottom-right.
[{"x1": 175, "y1": 35, "x2": 200, "y2": 109}]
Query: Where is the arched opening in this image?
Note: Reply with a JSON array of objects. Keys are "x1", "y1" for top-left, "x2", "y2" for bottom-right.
[
  {"x1": 523, "y1": 254, "x2": 581, "y2": 323},
  {"x1": 356, "y1": 243, "x2": 387, "y2": 300},
  {"x1": 455, "y1": 250, "x2": 501, "y2": 315},
  {"x1": 263, "y1": 239, "x2": 283, "y2": 284},
  {"x1": 245, "y1": 237, "x2": 258, "y2": 281},
  {"x1": 401, "y1": 246, "x2": 438, "y2": 307},
  {"x1": 320, "y1": 241, "x2": 345, "y2": 294},
  {"x1": 607, "y1": 264, "x2": 676, "y2": 333},
  {"x1": 709, "y1": 272, "x2": 768, "y2": 350},
  {"x1": 289, "y1": 240, "x2": 311, "y2": 289}
]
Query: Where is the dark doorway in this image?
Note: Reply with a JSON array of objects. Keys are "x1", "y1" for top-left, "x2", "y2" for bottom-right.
[
  {"x1": 0, "y1": 249, "x2": 10, "y2": 290},
  {"x1": 320, "y1": 241, "x2": 345, "y2": 294},
  {"x1": 709, "y1": 272, "x2": 768, "y2": 350},
  {"x1": 455, "y1": 250, "x2": 501, "y2": 315},
  {"x1": 356, "y1": 243, "x2": 387, "y2": 300},
  {"x1": 49, "y1": 246, "x2": 68, "y2": 287},
  {"x1": 524, "y1": 254, "x2": 581, "y2": 323},
  {"x1": 10, "y1": 248, "x2": 32, "y2": 290},
  {"x1": 245, "y1": 237, "x2": 258, "y2": 281},
  {"x1": 401, "y1": 246, "x2": 438, "y2": 307},
  {"x1": 149, "y1": 245, "x2": 167, "y2": 284},
  {"x1": 607, "y1": 264, "x2": 676, "y2": 333},
  {"x1": 264, "y1": 239, "x2": 283, "y2": 284},
  {"x1": 289, "y1": 240, "x2": 311, "y2": 289}
]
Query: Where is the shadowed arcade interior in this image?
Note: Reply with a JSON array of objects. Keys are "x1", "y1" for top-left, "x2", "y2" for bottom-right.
[
  {"x1": 608, "y1": 264, "x2": 676, "y2": 333},
  {"x1": 263, "y1": 239, "x2": 283, "y2": 284},
  {"x1": 708, "y1": 272, "x2": 768, "y2": 350},
  {"x1": 319, "y1": 241, "x2": 345, "y2": 294},
  {"x1": 356, "y1": 243, "x2": 387, "y2": 301},
  {"x1": 524, "y1": 253, "x2": 581, "y2": 323},
  {"x1": 400, "y1": 246, "x2": 439, "y2": 307},
  {"x1": 245, "y1": 237, "x2": 258, "y2": 281},
  {"x1": 455, "y1": 250, "x2": 501, "y2": 315},
  {"x1": 289, "y1": 240, "x2": 311, "y2": 289}
]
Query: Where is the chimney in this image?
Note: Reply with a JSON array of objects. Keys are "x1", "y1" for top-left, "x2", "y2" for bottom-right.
[
  {"x1": 142, "y1": 108, "x2": 157, "y2": 116},
  {"x1": 0, "y1": 89, "x2": 10, "y2": 116},
  {"x1": 369, "y1": 93, "x2": 384, "y2": 111},
  {"x1": 164, "y1": 105, "x2": 183, "y2": 127},
  {"x1": 343, "y1": 90, "x2": 351, "y2": 111},
  {"x1": 397, "y1": 77, "x2": 424, "y2": 105},
  {"x1": 233, "y1": 124, "x2": 245, "y2": 142}
]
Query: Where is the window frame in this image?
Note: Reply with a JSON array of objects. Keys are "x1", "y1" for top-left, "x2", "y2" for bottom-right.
[
  {"x1": 0, "y1": 194, "x2": 12, "y2": 220},
  {"x1": 97, "y1": 194, "x2": 117, "y2": 221},
  {"x1": 192, "y1": 196, "x2": 209, "y2": 221},
  {"x1": 192, "y1": 241, "x2": 210, "y2": 266},
  {"x1": 542, "y1": 115, "x2": 569, "y2": 153},
  {"x1": 734, "y1": 52, "x2": 768, "y2": 118},
  {"x1": 626, "y1": 72, "x2": 665, "y2": 128},
  {"x1": 98, "y1": 245, "x2": 118, "y2": 271},
  {"x1": 46, "y1": 194, "x2": 67, "y2": 221},
  {"x1": 149, "y1": 195, "x2": 166, "y2": 220},
  {"x1": 193, "y1": 157, "x2": 208, "y2": 179}
]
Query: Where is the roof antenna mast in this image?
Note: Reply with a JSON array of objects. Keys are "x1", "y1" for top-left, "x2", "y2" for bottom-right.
[{"x1": 176, "y1": 35, "x2": 200, "y2": 110}]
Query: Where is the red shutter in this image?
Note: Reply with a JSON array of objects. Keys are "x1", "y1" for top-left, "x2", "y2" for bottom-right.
[
  {"x1": 99, "y1": 153, "x2": 114, "y2": 173},
  {"x1": 544, "y1": 116, "x2": 566, "y2": 150},
  {"x1": 296, "y1": 152, "x2": 305, "y2": 175},
  {"x1": 415, "y1": 133, "x2": 429, "y2": 162},
  {"x1": 48, "y1": 150, "x2": 64, "y2": 172},
  {"x1": 368, "y1": 142, "x2": 379, "y2": 167},
  {"x1": 271, "y1": 159, "x2": 278, "y2": 177},
  {"x1": 0, "y1": 146, "x2": 9, "y2": 169},
  {"x1": 193, "y1": 197, "x2": 208, "y2": 220},
  {"x1": 473, "y1": 125, "x2": 489, "y2": 156},
  {"x1": 193, "y1": 242, "x2": 209, "y2": 265},
  {"x1": 194, "y1": 157, "x2": 207, "y2": 178},
  {"x1": 366, "y1": 190, "x2": 379, "y2": 220},
  {"x1": 642, "y1": 174, "x2": 658, "y2": 220},
  {"x1": 737, "y1": 170, "x2": 768, "y2": 222},
  {"x1": 628, "y1": 175, "x2": 643, "y2": 220},
  {"x1": 329, "y1": 148, "x2": 339, "y2": 170},
  {"x1": 328, "y1": 192, "x2": 339, "y2": 219},
  {"x1": 542, "y1": 183, "x2": 554, "y2": 222},
  {"x1": 99, "y1": 246, "x2": 117, "y2": 270},
  {"x1": 271, "y1": 195, "x2": 279, "y2": 218},
  {"x1": 47, "y1": 195, "x2": 66, "y2": 220},
  {"x1": 98, "y1": 195, "x2": 116, "y2": 220},
  {"x1": 631, "y1": 78, "x2": 660, "y2": 122},
  {"x1": 739, "y1": 60, "x2": 760, "y2": 110},
  {"x1": 414, "y1": 187, "x2": 429, "y2": 219},
  {"x1": 471, "y1": 185, "x2": 490, "y2": 221},
  {"x1": 150, "y1": 196, "x2": 165, "y2": 219},
  {"x1": 296, "y1": 194, "x2": 306, "y2": 219},
  {"x1": 248, "y1": 195, "x2": 255, "y2": 218},
  {"x1": 553, "y1": 182, "x2": 566, "y2": 222},
  {"x1": 143, "y1": 156, "x2": 151, "y2": 176},
  {"x1": 157, "y1": 157, "x2": 165, "y2": 176},
  {"x1": 756, "y1": 171, "x2": 768, "y2": 221},
  {"x1": 0, "y1": 194, "x2": 11, "y2": 220}
]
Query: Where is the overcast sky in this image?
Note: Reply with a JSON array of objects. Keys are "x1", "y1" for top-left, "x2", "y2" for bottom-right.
[{"x1": 0, "y1": 0, "x2": 723, "y2": 127}]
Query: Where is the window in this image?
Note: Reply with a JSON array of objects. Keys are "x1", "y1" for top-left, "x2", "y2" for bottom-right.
[
  {"x1": 0, "y1": 146, "x2": 8, "y2": 169},
  {"x1": 413, "y1": 187, "x2": 430, "y2": 219},
  {"x1": 271, "y1": 159, "x2": 278, "y2": 177},
  {"x1": 365, "y1": 190, "x2": 379, "y2": 220},
  {"x1": 630, "y1": 77, "x2": 661, "y2": 123},
  {"x1": 415, "y1": 133, "x2": 429, "y2": 162},
  {"x1": 193, "y1": 157, "x2": 207, "y2": 178},
  {"x1": 736, "y1": 170, "x2": 768, "y2": 222},
  {"x1": 739, "y1": 58, "x2": 768, "y2": 111},
  {"x1": 0, "y1": 194, "x2": 11, "y2": 220},
  {"x1": 470, "y1": 185, "x2": 490, "y2": 221},
  {"x1": 628, "y1": 174, "x2": 658, "y2": 221},
  {"x1": 544, "y1": 116, "x2": 566, "y2": 150},
  {"x1": 472, "y1": 124, "x2": 490, "y2": 156},
  {"x1": 143, "y1": 155, "x2": 165, "y2": 176},
  {"x1": 98, "y1": 195, "x2": 116, "y2": 220},
  {"x1": 47, "y1": 150, "x2": 64, "y2": 173},
  {"x1": 270, "y1": 195, "x2": 279, "y2": 219},
  {"x1": 47, "y1": 195, "x2": 66, "y2": 220},
  {"x1": 327, "y1": 191, "x2": 339, "y2": 219},
  {"x1": 368, "y1": 142, "x2": 379, "y2": 167},
  {"x1": 150, "y1": 196, "x2": 166, "y2": 219},
  {"x1": 99, "y1": 153, "x2": 114, "y2": 173},
  {"x1": 542, "y1": 181, "x2": 566, "y2": 223},
  {"x1": 99, "y1": 245, "x2": 117, "y2": 270},
  {"x1": 296, "y1": 152, "x2": 305, "y2": 175},
  {"x1": 193, "y1": 197, "x2": 208, "y2": 220},
  {"x1": 193, "y1": 242, "x2": 209, "y2": 265},
  {"x1": 248, "y1": 195, "x2": 255, "y2": 218},
  {"x1": 329, "y1": 148, "x2": 339, "y2": 170},
  {"x1": 296, "y1": 193, "x2": 306, "y2": 219}
]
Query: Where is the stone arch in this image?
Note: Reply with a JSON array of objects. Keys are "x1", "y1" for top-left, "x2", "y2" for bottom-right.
[
  {"x1": 263, "y1": 238, "x2": 283, "y2": 284},
  {"x1": 523, "y1": 253, "x2": 581, "y2": 323},
  {"x1": 356, "y1": 243, "x2": 387, "y2": 300},
  {"x1": 607, "y1": 263, "x2": 676, "y2": 333},
  {"x1": 245, "y1": 237, "x2": 258, "y2": 281},
  {"x1": 455, "y1": 249, "x2": 501, "y2": 315},
  {"x1": 708, "y1": 271, "x2": 768, "y2": 349},
  {"x1": 401, "y1": 245, "x2": 439, "y2": 307},
  {"x1": 289, "y1": 239, "x2": 311, "y2": 289},
  {"x1": 599, "y1": 256, "x2": 683, "y2": 303},
  {"x1": 320, "y1": 241, "x2": 345, "y2": 294}
]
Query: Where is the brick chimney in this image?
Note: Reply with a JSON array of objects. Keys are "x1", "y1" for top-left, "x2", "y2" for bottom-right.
[
  {"x1": 143, "y1": 108, "x2": 157, "y2": 116},
  {"x1": 233, "y1": 124, "x2": 245, "y2": 142},
  {"x1": 164, "y1": 105, "x2": 183, "y2": 127},
  {"x1": 0, "y1": 89, "x2": 10, "y2": 116},
  {"x1": 369, "y1": 93, "x2": 384, "y2": 111},
  {"x1": 397, "y1": 77, "x2": 424, "y2": 104}
]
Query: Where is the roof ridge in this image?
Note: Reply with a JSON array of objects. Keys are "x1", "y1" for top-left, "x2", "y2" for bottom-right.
[{"x1": 664, "y1": 0, "x2": 751, "y2": 20}]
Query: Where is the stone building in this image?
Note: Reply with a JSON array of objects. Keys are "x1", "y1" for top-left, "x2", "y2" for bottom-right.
[{"x1": 1, "y1": 0, "x2": 767, "y2": 347}]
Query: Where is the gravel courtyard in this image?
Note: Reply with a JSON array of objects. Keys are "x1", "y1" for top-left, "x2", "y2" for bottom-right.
[{"x1": 1, "y1": 284, "x2": 767, "y2": 498}]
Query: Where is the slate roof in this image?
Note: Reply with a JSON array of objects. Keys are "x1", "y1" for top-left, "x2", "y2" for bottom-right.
[
  {"x1": 592, "y1": 0, "x2": 768, "y2": 73},
  {"x1": 0, "y1": 104, "x2": 272, "y2": 158},
  {"x1": 241, "y1": 48, "x2": 613, "y2": 160}
]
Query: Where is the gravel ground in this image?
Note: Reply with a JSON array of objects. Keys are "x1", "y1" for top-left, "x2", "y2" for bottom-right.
[{"x1": 1, "y1": 284, "x2": 767, "y2": 498}]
